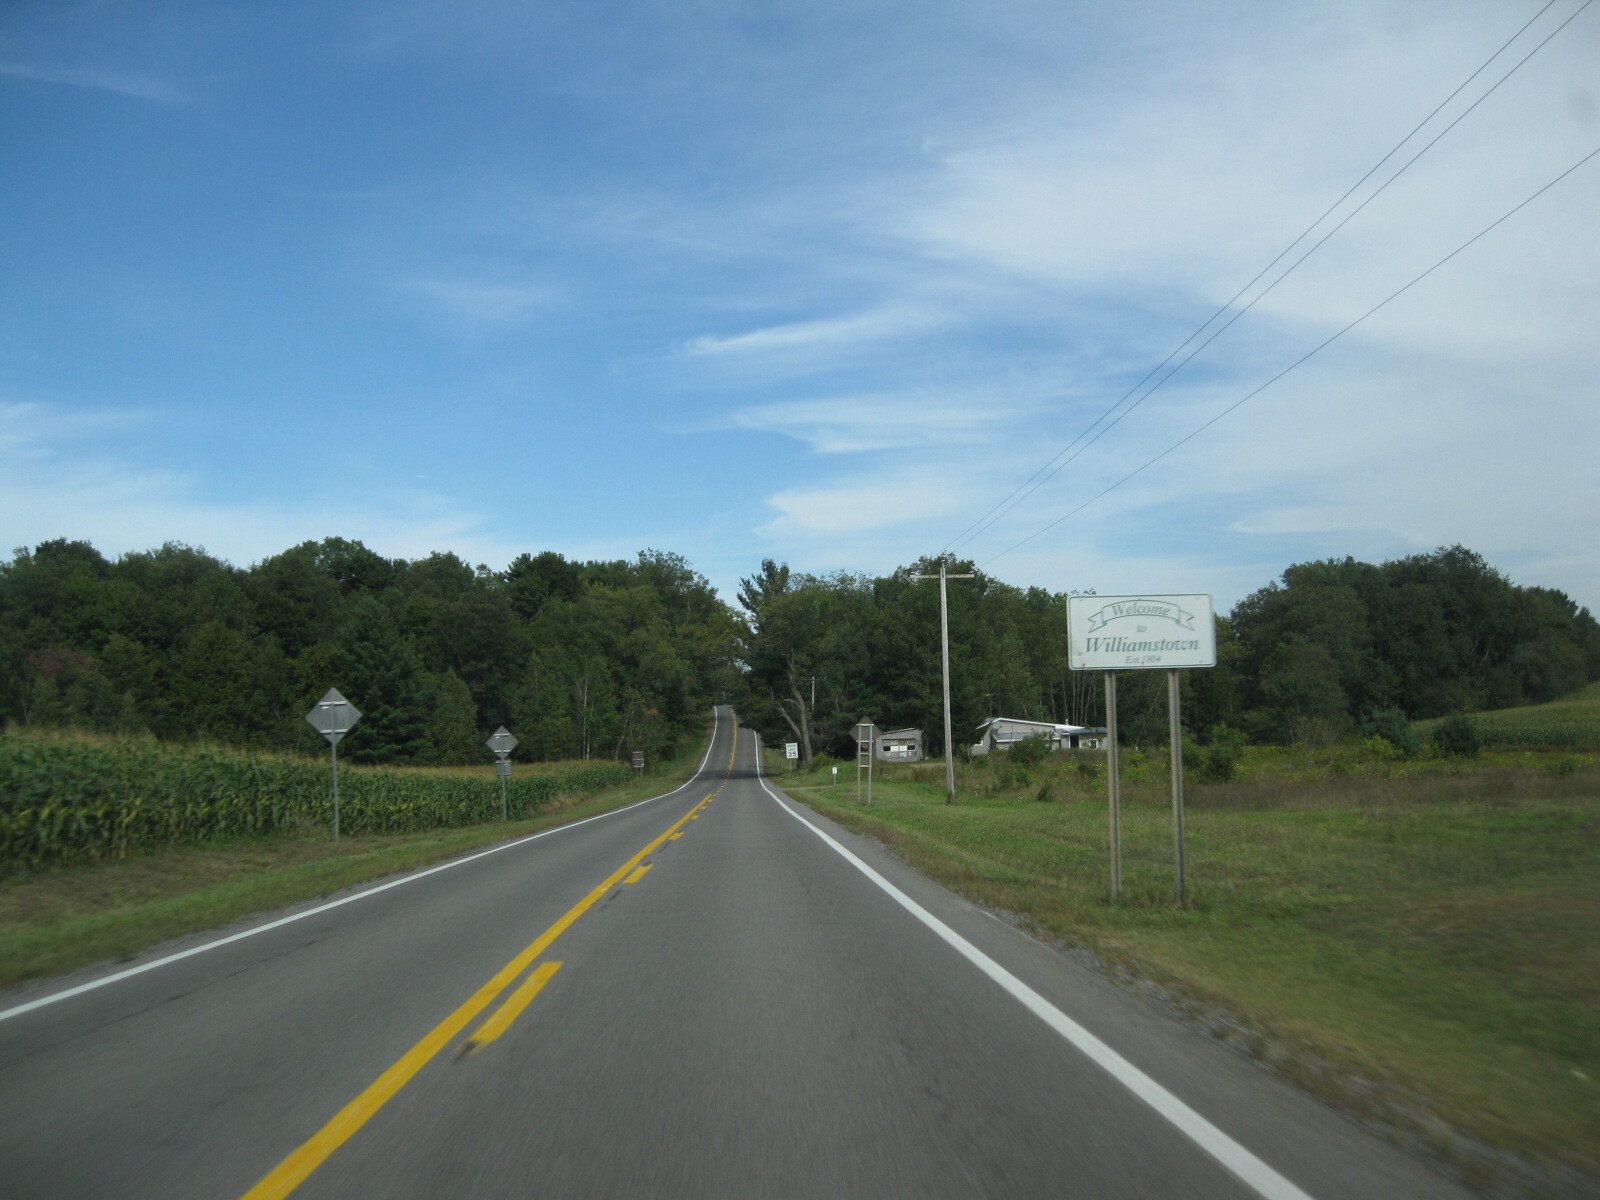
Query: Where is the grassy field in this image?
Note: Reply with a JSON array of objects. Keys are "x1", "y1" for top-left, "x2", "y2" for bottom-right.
[
  {"x1": 0, "y1": 726, "x2": 708, "y2": 991},
  {"x1": 774, "y1": 743, "x2": 1600, "y2": 1185}
]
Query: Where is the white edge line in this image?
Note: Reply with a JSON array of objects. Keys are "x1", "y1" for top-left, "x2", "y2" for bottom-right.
[
  {"x1": 0, "y1": 710, "x2": 728, "y2": 1025},
  {"x1": 753, "y1": 742, "x2": 1316, "y2": 1200}
]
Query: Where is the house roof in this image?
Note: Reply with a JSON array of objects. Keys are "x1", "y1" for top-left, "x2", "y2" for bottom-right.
[
  {"x1": 976, "y1": 716, "x2": 1097, "y2": 734},
  {"x1": 878, "y1": 728, "x2": 922, "y2": 739}
]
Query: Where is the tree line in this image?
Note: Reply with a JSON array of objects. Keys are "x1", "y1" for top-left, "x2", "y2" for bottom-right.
[
  {"x1": 4, "y1": 539, "x2": 1596, "y2": 763},
  {"x1": 736, "y1": 546, "x2": 1600, "y2": 757},
  {"x1": 0, "y1": 538, "x2": 741, "y2": 764}
]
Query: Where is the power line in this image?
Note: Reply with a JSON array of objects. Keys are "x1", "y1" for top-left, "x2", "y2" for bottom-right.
[
  {"x1": 942, "y1": 0, "x2": 1589, "y2": 556},
  {"x1": 980, "y1": 141, "x2": 1600, "y2": 567}
]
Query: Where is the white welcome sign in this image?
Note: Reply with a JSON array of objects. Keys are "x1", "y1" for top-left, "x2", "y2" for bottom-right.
[{"x1": 1067, "y1": 594, "x2": 1216, "y2": 671}]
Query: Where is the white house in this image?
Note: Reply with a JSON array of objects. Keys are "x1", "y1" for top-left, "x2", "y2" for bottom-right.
[{"x1": 969, "y1": 716, "x2": 1107, "y2": 755}]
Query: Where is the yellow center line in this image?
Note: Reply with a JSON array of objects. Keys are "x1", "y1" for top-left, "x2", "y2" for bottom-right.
[
  {"x1": 239, "y1": 786, "x2": 717, "y2": 1200},
  {"x1": 624, "y1": 864, "x2": 652, "y2": 884},
  {"x1": 464, "y1": 962, "x2": 562, "y2": 1050}
]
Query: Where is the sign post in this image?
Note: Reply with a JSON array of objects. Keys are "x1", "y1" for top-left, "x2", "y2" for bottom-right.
[
  {"x1": 631, "y1": 750, "x2": 644, "y2": 777},
  {"x1": 784, "y1": 742, "x2": 799, "y2": 763},
  {"x1": 305, "y1": 689, "x2": 361, "y2": 841},
  {"x1": 1068, "y1": 595, "x2": 1215, "y2": 904},
  {"x1": 854, "y1": 720, "x2": 877, "y2": 805},
  {"x1": 485, "y1": 726, "x2": 518, "y2": 820}
]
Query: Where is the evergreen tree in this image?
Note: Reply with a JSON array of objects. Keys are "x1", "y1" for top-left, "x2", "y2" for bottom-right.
[{"x1": 335, "y1": 596, "x2": 429, "y2": 763}]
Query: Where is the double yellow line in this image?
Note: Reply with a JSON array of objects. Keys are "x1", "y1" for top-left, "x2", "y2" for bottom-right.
[{"x1": 241, "y1": 729, "x2": 739, "y2": 1200}]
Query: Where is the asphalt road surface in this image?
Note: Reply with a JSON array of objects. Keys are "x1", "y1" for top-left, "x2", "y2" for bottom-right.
[{"x1": 0, "y1": 707, "x2": 1478, "y2": 1198}]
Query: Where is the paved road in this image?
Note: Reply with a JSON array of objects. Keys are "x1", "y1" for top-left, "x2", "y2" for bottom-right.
[{"x1": 0, "y1": 707, "x2": 1476, "y2": 1198}]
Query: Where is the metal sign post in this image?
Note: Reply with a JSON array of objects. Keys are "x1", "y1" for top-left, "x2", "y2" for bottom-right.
[
  {"x1": 1069, "y1": 595, "x2": 1214, "y2": 905},
  {"x1": 784, "y1": 742, "x2": 799, "y2": 762},
  {"x1": 485, "y1": 726, "x2": 518, "y2": 820},
  {"x1": 854, "y1": 721, "x2": 876, "y2": 805},
  {"x1": 1168, "y1": 670, "x2": 1186, "y2": 904},
  {"x1": 1105, "y1": 672, "x2": 1121, "y2": 900},
  {"x1": 631, "y1": 750, "x2": 644, "y2": 778},
  {"x1": 305, "y1": 689, "x2": 361, "y2": 841}
]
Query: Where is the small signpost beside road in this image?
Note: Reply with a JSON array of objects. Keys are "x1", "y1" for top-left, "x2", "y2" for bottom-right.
[
  {"x1": 485, "y1": 726, "x2": 518, "y2": 820},
  {"x1": 854, "y1": 721, "x2": 877, "y2": 806},
  {"x1": 305, "y1": 689, "x2": 361, "y2": 841},
  {"x1": 784, "y1": 742, "x2": 799, "y2": 761},
  {"x1": 631, "y1": 750, "x2": 645, "y2": 777},
  {"x1": 1068, "y1": 595, "x2": 1216, "y2": 904}
]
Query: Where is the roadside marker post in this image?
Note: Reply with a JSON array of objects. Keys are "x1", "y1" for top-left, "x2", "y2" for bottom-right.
[
  {"x1": 305, "y1": 689, "x2": 361, "y2": 842},
  {"x1": 485, "y1": 726, "x2": 519, "y2": 820},
  {"x1": 1068, "y1": 595, "x2": 1216, "y2": 904},
  {"x1": 854, "y1": 720, "x2": 877, "y2": 806},
  {"x1": 631, "y1": 750, "x2": 645, "y2": 778}
]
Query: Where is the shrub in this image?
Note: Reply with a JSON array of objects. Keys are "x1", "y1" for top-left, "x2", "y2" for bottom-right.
[
  {"x1": 1359, "y1": 707, "x2": 1420, "y2": 758},
  {"x1": 1195, "y1": 723, "x2": 1247, "y2": 782},
  {"x1": 1362, "y1": 735, "x2": 1406, "y2": 760},
  {"x1": 1007, "y1": 732, "x2": 1054, "y2": 767},
  {"x1": 1433, "y1": 713, "x2": 1482, "y2": 758}
]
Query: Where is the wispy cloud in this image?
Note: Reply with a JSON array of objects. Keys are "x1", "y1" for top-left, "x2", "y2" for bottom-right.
[
  {"x1": 724, "y1": 388, "x2": 1032, "y2": 455},
  {"x1": 0, "y1": 401, "x2": 529, "y2": 570},
  {"x1": 402, "y1": 278, "x2": 557, "y2": 325},
  {"x1": 760, "y1": 465, "x2": 979, "y2": 539},
  {"x1": 0, "y1": 63, "x2": 190, "y2": 103},
  {"x1": 681, "y1": 306, "x2": 945, "y2": 359}
]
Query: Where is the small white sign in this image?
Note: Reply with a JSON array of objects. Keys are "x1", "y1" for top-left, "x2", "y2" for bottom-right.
[
  {"x1": 1068, "y1": 594, "x2": 1216, "y2": 670},
  {"x1": 784, "y1": 743, "x2": 799, "y2": 760}
]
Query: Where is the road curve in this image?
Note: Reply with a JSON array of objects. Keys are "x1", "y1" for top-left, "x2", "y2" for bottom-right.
[{"x1": 0, "y1": 707, "x2": 1474, "y2": 1199}]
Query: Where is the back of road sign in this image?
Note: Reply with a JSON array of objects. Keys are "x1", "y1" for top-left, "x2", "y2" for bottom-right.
[{"x1": 305, "y1": 688, "x2": 361, "y2": 745}]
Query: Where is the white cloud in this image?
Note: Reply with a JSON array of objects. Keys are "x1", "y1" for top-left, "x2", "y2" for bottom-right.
[
  {"x1": 707, "y1": 3, "x2": 1600, "y2": 607},
  {"x1": 0, "y1": 63, "x2": 189, "y2": 102},
  {"x1": 401, "y1": 278, "x2": 556, "y2": 326},
  {"x1": 678, "y1": 307, "x2": 940, "y2": 360},
  {"x1": 0, "y1": 401, "x2": 531, "y2": 570},
  {"x1": 761, "y1": 467, "x2": 977, "y2": 539},
  {"x1": 724, "y1": 388, "x2": 1025, "y2": 455}
]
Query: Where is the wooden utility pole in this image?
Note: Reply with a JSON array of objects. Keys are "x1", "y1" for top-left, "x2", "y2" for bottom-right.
[{"x1": 911, "y1": 561, "x2": 975, "y2": 803}]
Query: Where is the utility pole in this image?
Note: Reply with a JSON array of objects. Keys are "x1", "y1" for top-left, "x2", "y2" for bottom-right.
[{"x1": 911, "y1": 560, "x2": 975, "y2": 804}]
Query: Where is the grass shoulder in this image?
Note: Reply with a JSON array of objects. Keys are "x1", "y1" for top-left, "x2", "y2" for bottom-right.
[{"x1": 769, "y1": 744, "x2": 1600, "y2": 1184}]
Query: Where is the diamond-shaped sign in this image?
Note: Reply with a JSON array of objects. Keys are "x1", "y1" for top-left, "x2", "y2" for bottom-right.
[
  {"x1": 485, "y1": 726, "x2": 518, "y2": 757},
  {"x1": 305, "y1": 688, "x2": 361, "y2": 746}
]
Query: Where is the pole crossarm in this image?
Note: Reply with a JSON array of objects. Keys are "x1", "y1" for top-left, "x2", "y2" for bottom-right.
[{"x1": 910, "y1": 563, "x2": 976, "y2": 804}]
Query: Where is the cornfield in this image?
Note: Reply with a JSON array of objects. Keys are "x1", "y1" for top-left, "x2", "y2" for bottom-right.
[{"x1": 0, "y1": 737, "x2": 632, "y2": 871}]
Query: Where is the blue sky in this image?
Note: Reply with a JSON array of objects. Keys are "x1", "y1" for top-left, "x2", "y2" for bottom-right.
[{"x1": 3, "y1": 0, "x2": 1597, "y2": 611}]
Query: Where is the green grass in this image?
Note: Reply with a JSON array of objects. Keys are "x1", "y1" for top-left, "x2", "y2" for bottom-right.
[
  {"x1": 772, "y1": 746, "x2": 1600, "y2": 1178},
  {"x1": 0, "y1": 726, "x2": 708, "y2": 991},
  {"x1": 1420, "y1": 680, "x2": 1600, "y2": 750}
]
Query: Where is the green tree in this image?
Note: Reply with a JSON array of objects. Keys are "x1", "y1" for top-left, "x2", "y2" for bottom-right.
[{"x1": 336, "y1": 596, "x2": 429, "y2": 763}]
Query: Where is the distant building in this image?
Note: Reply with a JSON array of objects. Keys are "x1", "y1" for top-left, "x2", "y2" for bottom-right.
[
  {"x1": 970, "y1": 716, "x2": 1107, "y2": 756},
  {"x1": 875, "y1": 728, "x2": 925, "y2": 761}
]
